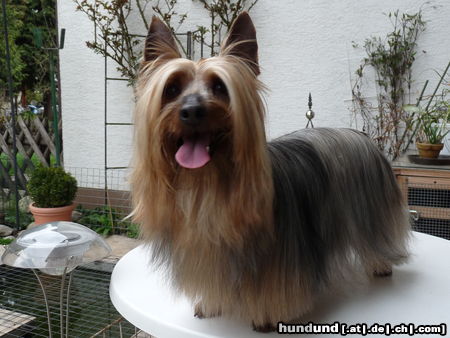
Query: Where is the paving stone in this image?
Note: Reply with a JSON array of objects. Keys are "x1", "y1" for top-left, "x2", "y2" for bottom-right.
[
  {"x1": 0, "y1": 224, "x2": 13, "y2": 237},
  {"x1": 105, "y1": 235, "x2": 142, "y2": 259},
  {"x1": 18, "y1": 196, "x2": 33, "y2": 213}
]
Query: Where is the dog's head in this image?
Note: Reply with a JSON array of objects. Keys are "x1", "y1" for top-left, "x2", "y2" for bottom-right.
[
  {"x1": 134, "y1": 12, "x2": 267, "y2": 172},
  {"x1": 131, "y1": 13, "x2": 274, "y2": 241}
]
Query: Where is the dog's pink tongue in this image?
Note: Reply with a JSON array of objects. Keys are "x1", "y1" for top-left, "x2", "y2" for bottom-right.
[{"x1": 175, "y1": 135, "x2": 210, "y2": 169}]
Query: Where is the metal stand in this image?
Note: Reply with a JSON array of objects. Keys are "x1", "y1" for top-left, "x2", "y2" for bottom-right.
[
  {"x1": 33, "y1": 27, "x2": 65, "y2": 167},
  {"x1": 1, "y1": 0, "x2": 21, "y2": 229},
  {"x1": 32, "y1": 267, "x2": 74, "y2": 338}
]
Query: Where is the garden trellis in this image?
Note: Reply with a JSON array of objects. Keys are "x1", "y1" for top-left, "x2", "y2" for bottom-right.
[{"x1": 0, "y1": 116, "x2": 62, "y2": 185}]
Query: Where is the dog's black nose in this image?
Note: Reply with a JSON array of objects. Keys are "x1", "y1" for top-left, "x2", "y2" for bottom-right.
[{"x1": 180, "y1": 94, "x2": 206, "y2": 126}]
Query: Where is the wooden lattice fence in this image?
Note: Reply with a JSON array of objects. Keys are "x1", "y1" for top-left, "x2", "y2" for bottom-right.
[{"x1": 0, "y1": 115, "x2": 62, "y2": 199}]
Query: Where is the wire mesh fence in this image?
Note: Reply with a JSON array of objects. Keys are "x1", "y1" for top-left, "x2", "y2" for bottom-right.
[
  {"x1": 67, "y1": 167, "x2": 136, "y2": 238},
  {"x1": 0, "y1": 262, "x2": 151, "y2": 337},
  {"x1": 407, "y1": 183, "x2": 450, "y2": 240}
]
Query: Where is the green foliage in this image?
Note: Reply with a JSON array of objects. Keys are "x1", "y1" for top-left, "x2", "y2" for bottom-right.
[
  {"x1": 0, "y1": 152, "x2": 27, "y2": 176},
  {"x1": 77, "y1": 205, "x2": 140, "y2": 238},
  {"x1": 3, "y1": 195, "x2": 33, "y2": 229},
  {"x1": 31, "y1": 153, "x2": 43, "y2": 169},
  {"x1": 0, "y1": 0, "x2": 57, "y2": 100},
  {"x1": 0, "y1": 153, "x2": 7, "y2": 169},
  {"x1": 78, "y1": 206, "x2": 116, "y2": 236},
  {"x1": 126, "y1": 222, "x2": 140, "y2": 239},
  {"x1": 420, "y1": 122, "x2": 448, "y2": 144},
  {"x1": 0, "y1": 152, "x2": 49, "y2": 176},
  {"x1": 0, "y1": 3, "x2": 25, "y2": 94},
  {"x1": 422, "y1": 98, "x2": 450, "y2": 144},
  {"x1": 352, "y1": 9, "x2": 426, "y2": 160},
  {"x1": 0, "y1": 237, "x2": 14, "y2": 245},
  {"x1": 27, "y1": 166, "x2": 78, "y2": 208},
  {"x1": 404, "y1": 83, "x2": 450, "y2": 144}
]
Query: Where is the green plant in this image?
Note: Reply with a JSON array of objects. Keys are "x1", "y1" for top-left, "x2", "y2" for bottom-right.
[
  {"x1": 0, "y1": 237, "x2": 14, "y2": 245},
  {"x1": 30, "y1": 153, "x2": 41, "y2": 168},
  {"x1": 77, "y1": 205, "x2": 139, "y2": 238},
  {"x1": 413, "y1": 107, "x2": 448, "y2": 144},
  {"x1": 0, "y1": 152, "x2": 49, "y2": 176},
  {"x1": 403, "y1": 61, "x2": 450, "y2": 146},
  {"x1": 404, "y1": 92, "x2": 450, "y2": 144},
  {"x1": 0, "y1": 152, "x2": 28, "y2": 176},
  {"x1": 351, "y1": 9, "x2": 426, "y2": 160},
  {"x1": 4, "y1": 195, "x2": 33, "y2": 229},
  {"x1": 27, "y1": 166, "x2": 78, "y2": 208},
  {"x1": 78, "y1": 206, "x2": 116, "y2": 236},
  {"x1": 126, "y1": 222, "x2": 140, "y2": 239},
  {"x1": 0, "y1": 153, "x2": 8, "y2": 168},
  {"x1": 0, "y1": 0, "x2": 57, "y2": 106}
]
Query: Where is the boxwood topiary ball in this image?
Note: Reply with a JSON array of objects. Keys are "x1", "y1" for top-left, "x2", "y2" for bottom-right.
[{"x1": 27, "y1": 166, "x2": 78, "y2": 208}]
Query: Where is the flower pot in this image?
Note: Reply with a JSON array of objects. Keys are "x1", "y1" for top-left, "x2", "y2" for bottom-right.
[
  {"x1": 29, "y1": 203, "x2": 76, "y2": 225},
  {"x1": 416, "y1": 142, "x2": 444, "y2": 159}
]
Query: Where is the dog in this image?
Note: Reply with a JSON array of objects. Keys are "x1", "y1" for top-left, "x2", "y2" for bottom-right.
[{"x1": 130, "y1": 12, "x2": 410, "y2": 332}]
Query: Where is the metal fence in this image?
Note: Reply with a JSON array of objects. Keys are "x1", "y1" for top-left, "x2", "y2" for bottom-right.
[
  {"x1": 0, "y1": 262, "x2": 153, "y2": 337},
  {"x1": 68, "y1": 167, "x2": 135, "y2": 237},
  {"x1": 407, "y1": 183, "x2": 450, "y2": 240}
]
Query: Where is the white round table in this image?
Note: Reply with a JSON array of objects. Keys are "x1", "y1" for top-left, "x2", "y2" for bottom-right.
[{"x1": 110, "y1": 232, "x2": 450, "y2": 337}]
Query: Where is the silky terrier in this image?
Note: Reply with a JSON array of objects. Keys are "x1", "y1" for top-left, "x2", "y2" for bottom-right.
[{"x1": 130, "y1": 12, "x2": 410, "y2": 331}]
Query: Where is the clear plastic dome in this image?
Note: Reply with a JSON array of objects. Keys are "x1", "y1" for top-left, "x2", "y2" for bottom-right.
[{"x1": 1, "y1": 221, "x2": 111, "y2": 275}]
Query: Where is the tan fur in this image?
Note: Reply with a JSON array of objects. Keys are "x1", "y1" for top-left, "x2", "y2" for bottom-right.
[{"x1": 131, "y1": 57, "x2": 273, "y2": 243}]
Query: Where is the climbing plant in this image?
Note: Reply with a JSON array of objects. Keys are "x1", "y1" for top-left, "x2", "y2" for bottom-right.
[{"x1": 351, "y1": 9, "x2": 426, "y2": 160}]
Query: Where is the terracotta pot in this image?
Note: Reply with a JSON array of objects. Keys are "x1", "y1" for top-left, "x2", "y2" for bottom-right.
[
  {"x1": 416, "y1": 142, "x2": 444, "y2": 159},
  {"x1": 29, "y1": 203, "x2": 76, "y2": 225}
]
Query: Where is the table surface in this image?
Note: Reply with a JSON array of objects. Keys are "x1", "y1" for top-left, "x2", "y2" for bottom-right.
[
  {"x1": 393, "y1": 153, "x2": 450, "y2": 171},
  {"x1": 110, "y1": 232, "x2": 450, "y2": 338}
]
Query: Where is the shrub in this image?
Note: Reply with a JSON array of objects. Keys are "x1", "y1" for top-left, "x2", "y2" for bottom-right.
[{"x1": 27, "y1": 166, "x2": 78, "y2": 208}]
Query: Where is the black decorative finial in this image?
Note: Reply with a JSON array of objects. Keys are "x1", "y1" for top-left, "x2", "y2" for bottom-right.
[{"x1": 305, "y1": 92, "x2": 315, "y2": 128}]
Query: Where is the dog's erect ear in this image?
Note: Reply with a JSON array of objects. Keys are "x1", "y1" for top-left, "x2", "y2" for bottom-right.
[
  {"x1": 221, "y1": 12, "x2": 259, "y2": 75},
  {"x1": 144, "y1": 16, "x2": 181, "y2": 62}
]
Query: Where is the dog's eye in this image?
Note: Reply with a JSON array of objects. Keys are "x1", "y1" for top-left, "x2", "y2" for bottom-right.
[
  {"x1": 164, "y1": 83, "x2": 181, "y2": 100},
  {"x1": 212, "y1": 79, "x2": 227, "y2": 97}
]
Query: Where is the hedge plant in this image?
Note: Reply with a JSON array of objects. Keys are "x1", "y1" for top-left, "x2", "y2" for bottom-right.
[{"x1": 27, "y1": 166, "x2": 78, "y2": 208}]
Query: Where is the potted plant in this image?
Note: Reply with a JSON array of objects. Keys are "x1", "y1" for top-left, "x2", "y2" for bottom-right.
[
  {"x1": 405, "y1": 104, "x2": 449, "y2": 158},
  {"x1": 27, "y1": 166, "x2": 78, "y2": 225}
]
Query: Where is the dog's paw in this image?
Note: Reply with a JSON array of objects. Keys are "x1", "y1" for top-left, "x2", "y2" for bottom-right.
[
  {"x1": 194, "y1": 307, "x2": 206, "y2": 319},
  {"x1": 370, "y1": 261, "x2": 393, "y2": 277},
  {"x1": 194, "y1": 303, "x2": 221, "y2": 319},
  {"x1": 252, "y1": 322, "x2": 276, "y2": 333},
  {"x1": 373, "y1": 269, "x2": 393, "y2": 277}
]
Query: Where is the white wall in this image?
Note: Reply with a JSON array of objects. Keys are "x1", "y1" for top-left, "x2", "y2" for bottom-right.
[{"x1": 58, "y1": 0, "x2": 450, "y2": 172}]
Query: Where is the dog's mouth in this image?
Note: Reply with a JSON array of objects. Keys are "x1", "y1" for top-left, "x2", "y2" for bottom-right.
[{"x1": 175, "y1": 133, "x2": 211, "y2": 169}]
